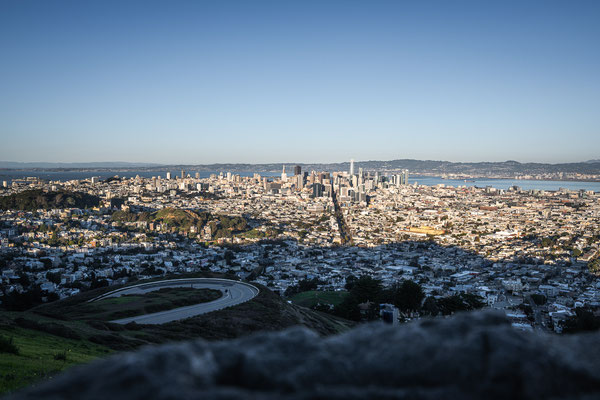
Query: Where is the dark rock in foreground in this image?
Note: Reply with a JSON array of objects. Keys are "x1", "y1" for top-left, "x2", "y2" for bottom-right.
[{"x1": 7, "y1": 311, "x2": 600, "y2": 400}]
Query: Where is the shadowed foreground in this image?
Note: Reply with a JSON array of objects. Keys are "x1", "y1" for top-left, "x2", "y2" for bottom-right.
[{"x1": 7, "y1": 311, "x2": 600, "y2": 400}]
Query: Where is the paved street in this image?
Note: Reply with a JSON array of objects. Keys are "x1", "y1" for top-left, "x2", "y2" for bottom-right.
[{"x1": 90, "y1": 278, "x2": 259, "y2": 325}]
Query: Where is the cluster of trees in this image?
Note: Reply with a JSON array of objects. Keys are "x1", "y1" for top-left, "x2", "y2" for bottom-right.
[
  {"x1": 333, "y1": 276, "x2": 424, "y2": 321},
  {"x1": 212, "y1": 215, "x2": 248, "y2": 238},
  {"x1": 111, "y1": 208, "x2": 250, "y2": 239},
  {"x1": 562, "y1": 307, "x2": 600, "y2": 333},
  {"x1": 284, "y1": 278, "x2": 324, "y2": 297},
  {"x1": 330, "y1": 275, "x2": 485, "y2": 322},
  {"x1": 0, "y1": 189, "x2": 100, "y2": 211},
  {"x1": 0, "y1": 284, "x2": 58, "y2": 311},
  {"x1": 589, "y1": 259, "x2": 600, "y2": 275}
]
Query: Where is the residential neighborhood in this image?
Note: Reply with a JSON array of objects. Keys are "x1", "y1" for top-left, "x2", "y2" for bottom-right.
[{"x1": 1, "y1": 165, "x2": 599, "y2": 333}]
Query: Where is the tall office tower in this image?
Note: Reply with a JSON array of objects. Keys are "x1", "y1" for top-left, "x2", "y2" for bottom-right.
[
  {"x1": 316, "y1": 173, "x2": 323, "y2": 184},
  {"x1": 403, "y1": 170, "x2": 409, "y2": 185},
  {"x1": 181, "y1": 170, "x2": 185, "y2": 179},
  {"x1": 350, "y1": 159, "x2": 355, "y2": 176},
  {"x1": 166, "y1": 172, "x2": 172, "y2": 180},
  {"x1": 195, "y1": 172, "x2": 200, "y2": 179},
  {"x1": 294, "y1": 165, "x2": 302, "y2": 176},
  {"x1": 227, "y1": 172, "x2": 232, "y2": 181},
  {"x1": 263, "y1": 178, "x2": 268, "y2": 190},
  {"x1": 1, "y1": 181, "x2": 6, "y2": 188},
  {"x1": 281, "y1": 165, "x2": 288, "y2": 182},
  {"x1": 312, "y1": 183, "x2": 324, "y2": 197},
  {"x1": 296, "y1": 174, "x2": 303, "y2": 190},
  {"x1": 358, "y1": 167, "x2": 363, "y2": 178}
]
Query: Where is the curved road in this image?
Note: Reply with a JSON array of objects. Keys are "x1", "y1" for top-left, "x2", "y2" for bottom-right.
[{"x1": 90, "y1": 278, "x2": 259, "y2": 325}]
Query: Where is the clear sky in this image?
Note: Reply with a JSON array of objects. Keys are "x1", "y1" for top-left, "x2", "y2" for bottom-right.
[{"x1": 1, "y1": 0, "x2": 599, "y2": 164}]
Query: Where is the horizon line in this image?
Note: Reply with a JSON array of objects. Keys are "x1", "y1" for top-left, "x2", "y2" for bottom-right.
[{"x1": 0, "y1": 158, "x2": 599, "y2": 167}]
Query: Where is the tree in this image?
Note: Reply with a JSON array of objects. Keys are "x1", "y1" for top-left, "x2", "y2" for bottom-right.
[
  {"x1": 344, "y1": 275, "x2": 358, "y2": 291},
  {"x1": 298, "y1": 278, "x2": 319, "y2": 292},
  {"x1": 589, "y1": 259, "x2": 600, "y2": 275},
  {"x1": 437, "y1": 293, "x2": 485, "y2": 316},
  {"x1": 284, "y1": 285, "x2": 300, "y2": 297},
  {"x1": 541, "y1": 237, "x2": 553, "y2": 247},
  {"x1": 17, "y1": 272, "x2": 31, "y2": 288},
  {"x1": 531, "y1": 294, "x2": 547, "y2": 306},
  {"x1": 0, "y1": 285, "x2": 43, "y2": 311},
  {"x1": 46, "y1": 271, "x2": 61, "y2": 284},
  {"x1": 562, "y1": 308, "x2": 600, "y2": 333},
  {"x1": 394, "y1": 280, "x2": 425, "y2": 312},
  {"x1": 334, "y1": 276, "x2": 382, "y2": 321},
  {"x1": 224, "y1": 250, "x2": 235, "y2": 266},
  {"x1": 350, "y1": 276, "x2": 382, "y2": 304},
  {"x1": 422, "y1": 296, "x2": 439, "y2": 316},
  {"x1": 333, "y1": 297, "x2": 361, "y2": 321}
]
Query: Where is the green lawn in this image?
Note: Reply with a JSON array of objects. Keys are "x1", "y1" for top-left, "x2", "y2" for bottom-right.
[
  {"x1": 289, "y1": 290, "x2": 349, "y2": 308},
  {"x1": 0, "y1": 326, "x2": 111, "y2": 395},
  {"x1": 97, "y1": 296, "x2": 144, "y2": 305},
  {"x1": 65, "y1": 287, "x2": 222, "y2": 321}
]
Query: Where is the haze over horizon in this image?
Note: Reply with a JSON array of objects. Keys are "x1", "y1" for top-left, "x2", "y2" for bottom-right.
[
  {"x1": 1, "y1": 0, "x2": 599, "y2": 164},
  {"x1": 1, "y1": 157, "x2": 600, "y2": 169}
]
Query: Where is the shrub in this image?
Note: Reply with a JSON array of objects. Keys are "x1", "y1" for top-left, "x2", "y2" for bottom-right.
[
  {"x1": 53, "y1": 350, "x2": 67, "y2": 361},
  {"x1": 0, "y1": 336, "x2": 19, "y2": 355}
]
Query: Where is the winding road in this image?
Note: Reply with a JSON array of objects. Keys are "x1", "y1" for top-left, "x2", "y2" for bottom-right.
[{"x1": 89, "y1": 278, "x2": 259, "y2": 325}]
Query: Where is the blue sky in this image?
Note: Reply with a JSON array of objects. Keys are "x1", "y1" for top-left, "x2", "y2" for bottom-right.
[{"x1": 0, "y1": 0, "x2": 598, "y2": 164}]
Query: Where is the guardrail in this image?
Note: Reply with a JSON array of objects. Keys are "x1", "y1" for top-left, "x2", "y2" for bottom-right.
[{"x1": 89, "y1": 278, "x2": 260, "y2": 303}]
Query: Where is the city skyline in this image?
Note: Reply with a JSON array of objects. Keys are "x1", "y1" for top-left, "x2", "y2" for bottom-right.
[
  {"x1": 1, "y1": 1, "x2": 599, "y2": 164},
  {"x1": 3, "y1": 1, "x2": 600, "y2": 396}
]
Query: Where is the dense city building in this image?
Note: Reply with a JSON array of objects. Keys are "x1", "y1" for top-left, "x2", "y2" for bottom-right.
[{"x1": 1, "y1": 160, "x2": 599, "y2": 332}]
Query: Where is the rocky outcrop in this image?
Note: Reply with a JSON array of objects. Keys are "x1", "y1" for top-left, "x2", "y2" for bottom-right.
[{"x1": 7, "y1": 311, "x2": 600, "y2": 400}]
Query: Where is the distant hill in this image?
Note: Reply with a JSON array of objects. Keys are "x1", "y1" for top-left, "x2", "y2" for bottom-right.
[
  {"x1": 111, "y1": 207, "x2": 249, "y2": 238},
  {"x1": 0, "y1": 189, "x2": 100, "y2": 211},
  {"x1": 0, "y1": 161, "x2": 161, "y2": 169},
  {"x1": 5, "y1": 159, "x2": 599, "y2": 176},
  {"x1": 4, "y1": 159, "x2": 599, "y2": 177}
]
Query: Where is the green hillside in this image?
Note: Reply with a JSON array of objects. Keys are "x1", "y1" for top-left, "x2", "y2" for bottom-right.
[
  {"x1": 0, "y1": 190, "x2": 100, "y2": 211},
  {"x1": 0, "y1": 319, "x2": 111, "y2": 394},
  {"x1": 0, "y1": 275, "x2": 353, "y2": 395},
  {"x1": 112, "y1": 207, "x2": 248, "y2": 237}
]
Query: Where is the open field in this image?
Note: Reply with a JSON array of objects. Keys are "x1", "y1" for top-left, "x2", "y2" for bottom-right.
[{"x1": 290, "y1": 291, "x2": 349, "y2": 308}]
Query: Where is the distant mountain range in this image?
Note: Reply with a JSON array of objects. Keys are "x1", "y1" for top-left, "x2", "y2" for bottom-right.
[
  {"x1": 2, "y1": 159, "x2": 600, "y2": 177},
  {"x1": 0, "y1": 161, "x2": 160, "y2": 169}
]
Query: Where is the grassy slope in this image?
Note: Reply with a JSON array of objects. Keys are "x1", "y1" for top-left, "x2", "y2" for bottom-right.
[
  {"x1": 0, "y1": 276, "x2": 354, "y2": 395},
  {"x1": 290, "y1": 290, "x2": 349, "y2": 308},
  {"x1": 148, "y1": 286, "x2": 354, "y2": 341},
  {"x1": 0, "y1": 322, "x2": 110, "y2": 394}
]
